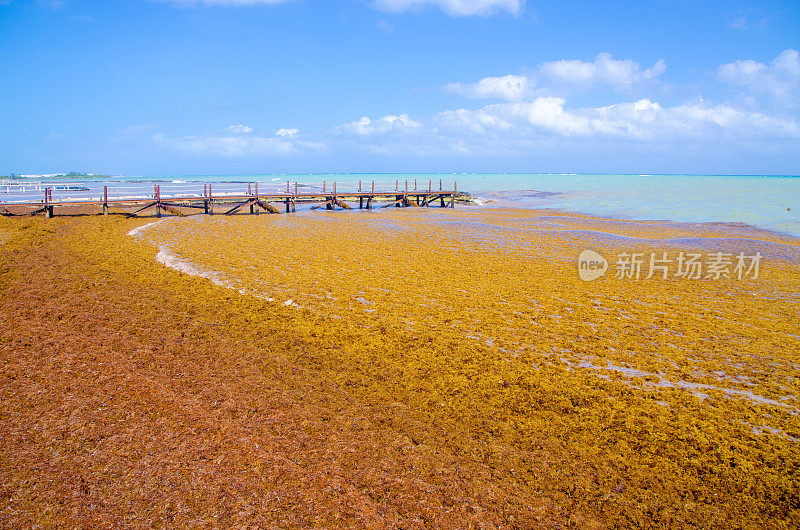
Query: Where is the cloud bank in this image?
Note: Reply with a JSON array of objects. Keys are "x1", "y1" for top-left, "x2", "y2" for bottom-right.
[
  {"x1": 372, "y1": 0, "x2": 523, "y2": 17},
  {"x1": 155, "y1": 126, "x2": 322, "y2": 157},
  {"x1": 157, "y1": 0, "x2": 523, "y2": 16},
  {"x1": 446, "y1": 53, "x2": 667, "y2": 101},
  {"x1": 717, "y1": 48, "x2": 799, "y2": 104},
  {"x1": 150, "y1": 51, "x2": 799, "y2": 165},
  {"x1": 225, "y1": 124, "x2": 254, "y2": 134},
  {"x1": 155, "y1": 0, "x2": 293, "y2": 7},
  {"x1": 337, "y1": 114, "x2": 421, "y2": 136}
]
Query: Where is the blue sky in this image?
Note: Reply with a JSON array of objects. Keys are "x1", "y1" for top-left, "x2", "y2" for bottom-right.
[{"x1": 1, "y1": 0, "x2": 798, "y2": 176}]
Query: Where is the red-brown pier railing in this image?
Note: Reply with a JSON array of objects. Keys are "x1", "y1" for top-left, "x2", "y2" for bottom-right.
[{"x1": 9, "y1": 180, "x2": 464, "y2": 218}]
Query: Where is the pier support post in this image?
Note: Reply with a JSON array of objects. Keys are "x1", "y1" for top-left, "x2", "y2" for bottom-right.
[
  {"x1": 359, "y1": 196, "x2": 363, "y2": 209},
  {"x1": 103, "y1": 186, "x2": 108, "y2": 215},
  {"x1": 208, "y1": 184, "x2": 214, "y2": 215},
  {"x1": 44, "y1": 188, "x2": 51, "y2": 218},
  {"x1": 367, "y1": 197, "x2": 373, "y2": 209},
  {"x1": 285, "y1": 198, "x2": 290, "y2": 213},
  {"x1": 155, "y1": 185, "x2": 162, "y2": 218}
]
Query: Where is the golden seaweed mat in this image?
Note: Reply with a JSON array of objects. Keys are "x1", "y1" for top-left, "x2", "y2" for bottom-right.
[
  {"x1": 139, "y1": 209, "x2": 800, "y2": 405},
  {"x1": 139, "y1": 210, "x2": 800, "y2": 508},
  {"x1": 1, "y1": 208, "x2": 799, "y2": 526}
]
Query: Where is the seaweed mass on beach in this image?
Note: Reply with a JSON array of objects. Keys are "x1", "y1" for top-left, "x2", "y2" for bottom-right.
[
  {"x1": 1, "y1": 205, "x2": 798, "y2": 526},
  {"x1": 3, "y1": 0, "x2": 800, "y2": 524}
]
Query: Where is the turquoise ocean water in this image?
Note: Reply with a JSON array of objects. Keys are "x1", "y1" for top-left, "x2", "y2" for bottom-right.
[{"x1": 3, "y1": 173, "x2": 799, "y2": 238}]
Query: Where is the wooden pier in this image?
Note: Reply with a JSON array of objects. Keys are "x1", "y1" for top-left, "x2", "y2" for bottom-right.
[{"x1": 3, "y1": 180, "x2": 465, "y2": 218}]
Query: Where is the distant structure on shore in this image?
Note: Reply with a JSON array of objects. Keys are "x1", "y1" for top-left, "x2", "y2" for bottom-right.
[{"x1": 8, "y1": 172, "x2": 95, "y2": 179}]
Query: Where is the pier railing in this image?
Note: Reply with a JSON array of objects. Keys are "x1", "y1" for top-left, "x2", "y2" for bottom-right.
[{"x1": 0, "y1": 179, "x2": 463, "y2": 218}]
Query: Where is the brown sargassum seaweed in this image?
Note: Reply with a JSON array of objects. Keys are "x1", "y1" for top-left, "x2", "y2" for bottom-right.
[{"x1": 1, "y1": 208, "x2": 798, "y2": 527}]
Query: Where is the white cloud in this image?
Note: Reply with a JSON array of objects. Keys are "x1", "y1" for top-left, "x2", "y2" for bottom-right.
[
  {"x1": 434, "y1": 97, "x2": 799, "y2": 144},
  {"x1": 717, "y1": 49, "x2": 799, "y2": 104},
  {"x1": 445, "y1": 74, "x2": 530, "y2": 101},
  {"x1": 337, "y1": 114, "x2": 421, "y2": 136},
  {"x1": 372, "y1": 0, "x2": 523, "y2": 17},
  {"x1": 539, "y1": 53, "x2": 666, "y2": 91},
  {"x1": 225, "y1": 124, "x2": 254, "y2": 134},
  {"x1": 446, "y1": 54, "x2": 666, "y2": 101},
  {"x1": 152, "y1": 94, "x2": 800, "y2": 161},
  {"x1": 156, "y1": 134, "x2": 294, "y2": 157},
  {"x1": 275, "y1": 128, "x2": 299, "y2": 138},
  {"x1": 726, "y1": 9, "x2": 768, "y2": 31},
  {"x1": 156, "y1": 0, "x2": 293, "y2": 7},
  {"x1": 155, "y1": 130, "x2": 323, "y2": 157},
  {"x1": 326, "y1": 94, "x2": 799, "y2": 160},
  {"x1": 0, "y1": 0, "x2": 66, "y2": 7},
  {"x1": 151, "y1": 50, "x2": 800, "y2": 162}
]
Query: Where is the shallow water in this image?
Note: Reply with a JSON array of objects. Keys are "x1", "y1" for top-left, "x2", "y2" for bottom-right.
[
  {"x1": 465, "y1": 173, "x2": 800, "y2": 237},
  {"x1": 5, "y1": 173, "x2": 800, "y2": 237}
]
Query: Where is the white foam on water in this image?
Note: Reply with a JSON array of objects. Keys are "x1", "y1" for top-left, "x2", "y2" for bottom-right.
[
  {"x1": 155, "y1": 245, "x2": 233, "y2": 289},
  {"x1": 127, "y1": 220, "x2": 162, "y2": 237},
  {"x1": 561, "y1": 356, "x2": 797, "y2": 411},
  {"x1": 128, "y1": 219, "x2": 285, "y2": 305},
  {"x1": 153, "y1": 246, "x2": 283, "y2": 303}
]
